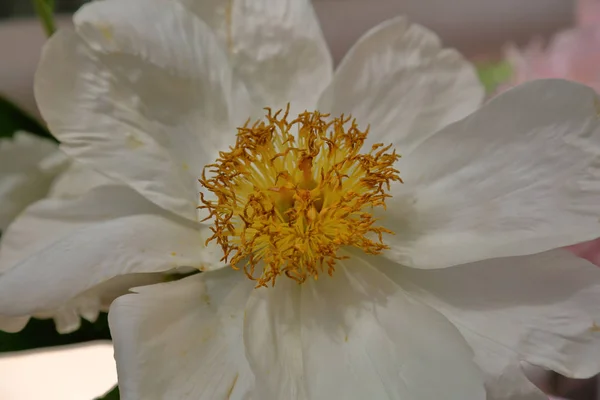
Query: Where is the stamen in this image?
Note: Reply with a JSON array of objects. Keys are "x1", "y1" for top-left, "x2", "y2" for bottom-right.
[{"x1": 199, "y1": 106, "x2": 402, "y2": 287}]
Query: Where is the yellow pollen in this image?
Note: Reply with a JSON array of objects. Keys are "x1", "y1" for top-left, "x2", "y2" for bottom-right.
[{"x1": 199, "y1": 106, "x2": 402, "y2": 287}]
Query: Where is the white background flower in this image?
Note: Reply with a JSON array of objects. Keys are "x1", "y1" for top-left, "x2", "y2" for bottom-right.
[{"x1": 2, "y1": 0, "x2": 600, "y2": 399}]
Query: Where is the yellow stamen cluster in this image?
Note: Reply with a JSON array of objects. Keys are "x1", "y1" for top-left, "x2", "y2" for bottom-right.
[{"x1": 199, "y1": 107, "x2": 401, "y2": 287}]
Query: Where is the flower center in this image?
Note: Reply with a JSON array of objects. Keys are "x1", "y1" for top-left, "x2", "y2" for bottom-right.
[{"x1": 199, "y1": 107, "x2": 401, "y2": 287}]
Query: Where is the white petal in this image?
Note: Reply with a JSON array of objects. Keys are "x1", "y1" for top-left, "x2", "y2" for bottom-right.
[
  {"x1": 0, "y1": 213, "x2": 216, "y2": 317},
  {"x1": 318, "y1": 17, "x2": 483, "y2": 154},
  {"x1": 109, "y1": 270, "x2": 254, "y2": 400},
  {"x1": 0, "y1": 132, "x2": 58, "y2": 173},
  {"x1": 0, "y1": 164, "x2": 166, "y2": 332},
  {"x1": 459, "y1": 333, "x2": 548, "y2": 400},
  {"x1": 0, "y1": 315, "x2": 30, "y2": 333},
  {"x1": 384, "y1": 79, "x2": 600, "y2": 268},
  {"x1": 243, "y1": 279, "x2": 307, "y2": 400},
  {"x1": 180, "y1": 0, "x2": 333, "y2": 114},
  {"x1": 47, "y1": 160, "x2": 114, "y2": 199},
  {"x1": 176, "y1": 0, "x2": 227, "y2": 40},
  {"x1": 0, "y1": 170, "x2": 221, "y2": 332},
  {"x1": 0, "y1": 132, "x2": 62, "y2": 230},
  {"x1": 25, "y1": 273, "x2": 166, "y2": 334},
  {"x1": 48, "y1": 296, "x2": 101, "y2": 334},
  {"x1": 0, "y1": 164, "x2": 173, "y2": 332},
  {"x1": 0, "y1": 185, "x2": 163, "y2": 271},
  {"x1": 244, "y1": 256, "x2": 485, "y2": 400},
  {"x1": 35, "y1": 0, "x2": 251, "y2": 222},
  {"x1": 380, "y1": 249, "x2": 600, "y2": 398}
]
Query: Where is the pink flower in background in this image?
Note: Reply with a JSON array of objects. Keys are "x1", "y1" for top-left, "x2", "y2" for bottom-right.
[
  {"x1": 577, "y1": 0, "x2": 600, "y2": 26},
  {"x1": 503, "y1": 0, "x2": 600, "y2": 266},
  {"x1": 566, "y1": 238, "x2": 600, "y2": 266},
  {"x1": 504, "y1": 0, "x2": 600, "y2": 92}
]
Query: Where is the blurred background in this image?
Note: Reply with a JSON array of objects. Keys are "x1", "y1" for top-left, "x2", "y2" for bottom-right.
[
  {"x1": 0, "y1": 0, "x2": 576, "y2": 115},
  {"x1": 0, "y1": 0, "x2": 597, "y2": 399},
  {"x1": 0, "y1": 0, "x2": 84, "y2": 16}
]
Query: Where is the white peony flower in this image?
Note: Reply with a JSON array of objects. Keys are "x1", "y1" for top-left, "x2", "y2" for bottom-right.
[
  {"x1": 2, "y1": 0, "x2": 600, "y2": 398},
  {"x1": 0, "y1": 159, "x2": 171, "y2": 333}
]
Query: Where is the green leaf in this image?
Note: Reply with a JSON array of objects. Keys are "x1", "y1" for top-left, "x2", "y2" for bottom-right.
[
  {"x1": 475, "y1": 60, "x2": 513, "y2": 95},
  {"x1": 0, "y1": 95, "x2": 52, "y2": 140},
  {"x1": 32, "y1": 0, "x2": 56, "y2": 37},
  {"x1": 0, "y1": 313, "x2": 111, "y2": 353},
  {"x1": 96, "y1": 385, "x2": 119, "y2": 400}
]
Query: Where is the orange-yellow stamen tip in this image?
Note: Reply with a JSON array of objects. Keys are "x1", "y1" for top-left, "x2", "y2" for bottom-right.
[{"x1": 199, "y1": 106, "x2": 402, "y2": 287}]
